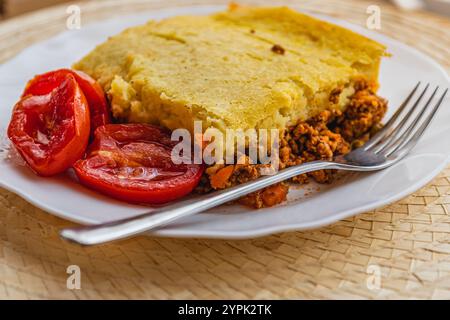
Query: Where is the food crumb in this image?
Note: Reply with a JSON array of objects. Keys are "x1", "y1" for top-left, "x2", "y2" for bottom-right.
[{"x1": 271, "y1": 44, "x2": 285, "y2": 55}]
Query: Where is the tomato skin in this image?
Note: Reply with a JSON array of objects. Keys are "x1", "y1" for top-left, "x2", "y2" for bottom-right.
[
  {"x1": 73, "y1": 124, "x2": 204, "y2": 204},
  {"x1": 23, "y1": 69, "x2": 111, "y2": 135},
  {"x1": 8, "y1": 75, "x2": 90, "y2": 176}
]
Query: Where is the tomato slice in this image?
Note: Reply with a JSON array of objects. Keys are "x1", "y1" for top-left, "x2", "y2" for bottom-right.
[
  {"x1": 73, "y1": 124, "x2": 204, "y2": 204},
  {"x1": 23, "y1": 68, "x2": 111, "y2": 135},
  {"x1": 8, "y1": 74, "x2": 90, "y2": 176}
]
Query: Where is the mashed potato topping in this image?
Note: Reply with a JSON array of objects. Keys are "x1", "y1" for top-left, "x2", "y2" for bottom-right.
[{"x1": 74, "y1": 5, "x2": 387, "y2": 141}]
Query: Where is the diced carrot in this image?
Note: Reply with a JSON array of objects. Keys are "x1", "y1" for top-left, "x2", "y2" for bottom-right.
[
  {"x1": 210, "y1": 165, "x2": 234, "y2": 189},
  {"x1": 261, "y1": 184, "x2": 288, "y2": 207}
]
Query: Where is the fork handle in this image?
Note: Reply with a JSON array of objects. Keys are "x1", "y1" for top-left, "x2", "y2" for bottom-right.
[{"x1": 60, "y1": 160, "x2": 336, "y2": 245}]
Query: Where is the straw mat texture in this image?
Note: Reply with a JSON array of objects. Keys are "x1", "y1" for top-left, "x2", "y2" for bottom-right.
[{"x1": 0, "y1": 0, "x2": 449, "y2": 299}]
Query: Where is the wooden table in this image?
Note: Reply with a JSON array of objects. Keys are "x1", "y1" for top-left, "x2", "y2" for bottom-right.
[{"x1": 0, "y1": 0, "x2": 449, "y2": 299}]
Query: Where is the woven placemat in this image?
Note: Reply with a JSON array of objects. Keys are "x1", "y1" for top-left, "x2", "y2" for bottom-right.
[{"x1": 0, "y1": 0, "x2": 449, "y2": 299}]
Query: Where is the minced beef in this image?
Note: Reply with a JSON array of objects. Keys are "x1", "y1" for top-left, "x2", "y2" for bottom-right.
[{"x1": 198, "y1": 83, "x2": 388, "y2": 208}]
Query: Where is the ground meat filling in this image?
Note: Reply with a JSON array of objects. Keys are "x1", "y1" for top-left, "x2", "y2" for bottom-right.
[{"x1": 199, "y1": 83, "x2": 387, "y2": 208}]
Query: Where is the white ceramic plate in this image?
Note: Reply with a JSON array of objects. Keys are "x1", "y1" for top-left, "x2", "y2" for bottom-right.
[{"x1": 0, "y1": 5, "x2": 449, "y2": 239}]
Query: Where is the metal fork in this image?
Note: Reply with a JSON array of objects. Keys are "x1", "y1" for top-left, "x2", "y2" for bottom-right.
[{"x1": 60, "y1": 83, "x2": 448, "y2": 245}]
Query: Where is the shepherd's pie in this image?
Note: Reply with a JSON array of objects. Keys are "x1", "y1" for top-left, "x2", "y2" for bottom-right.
[{"x1": 74, "y1": 4, "x2": 389, "y2": 208}]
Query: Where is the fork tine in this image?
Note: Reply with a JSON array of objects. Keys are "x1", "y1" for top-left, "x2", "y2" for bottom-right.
[
  {"x1": 386, "y1": 88, "x2": 448, "y2": 158},
  {"x1": 363, "y1": 81, "x2": 421, "y2": 150},
  {"x1": 378, "y1": 85, "x2": 439, "y2": 155},
  {"x1": 370, "y1": 83, "x2": 430, "y2": 153}
]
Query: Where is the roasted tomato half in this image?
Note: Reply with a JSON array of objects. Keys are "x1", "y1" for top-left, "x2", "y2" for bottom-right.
[
  {"x1": 8, "y1": 74, "x2": 90, "y2": 176},
  {"x1": 23, "y1": 68, "x2": 110, "y2": 135},
  {"x1": 73, "y1": 124, "x2": 204, "y2": 204}
]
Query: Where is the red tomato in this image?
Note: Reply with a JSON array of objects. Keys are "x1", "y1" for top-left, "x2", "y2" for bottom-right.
[
  {"x1": 73, "y1": 124, "x2": 204, "y2": 204},
  {"x1": 23, "y1": 68, "x2": 110, "y2": 135},
  {"x1": 8, "y1": 74, "x2": 90, "y2": 176}
]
